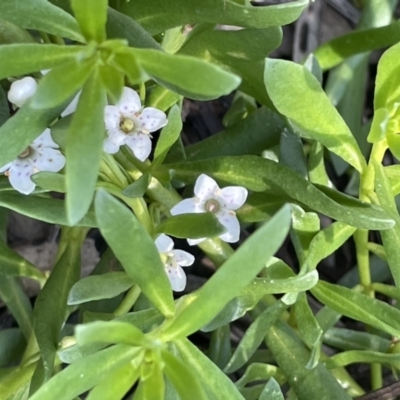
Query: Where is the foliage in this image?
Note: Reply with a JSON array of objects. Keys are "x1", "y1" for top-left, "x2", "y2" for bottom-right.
[{"x1": 0, "y1": 0, "x2": 400, "y2": 399}]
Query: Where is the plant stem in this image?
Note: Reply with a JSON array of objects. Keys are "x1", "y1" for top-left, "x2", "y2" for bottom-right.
[{"x1": 113, "y1": 285, "x2": 141, "y2": 316}]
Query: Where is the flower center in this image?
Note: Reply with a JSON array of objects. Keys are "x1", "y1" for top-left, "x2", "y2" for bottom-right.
[
  {"x1": 120, "y1": 117, "x2": 135, "y2": 133},
  {"x1": 160, "y1": 253, "x2": 176, "y2": 268},
  {"x1": 204, "y1": 199, "x2": 220, "y2": 213},
  {"x1": 18, "y1": 147, "x2": 32, "y2": 159}
]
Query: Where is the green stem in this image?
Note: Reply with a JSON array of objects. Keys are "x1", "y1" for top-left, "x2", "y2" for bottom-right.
[
  {"x1": 102, "y1": 153, "x2": 129, "y2": 187},
  {"x1": 113, "y1": 285, "x2": 141, "y2": 316},
  {"x1": 371, "y1": 363, "x2": 383, "y2": 391}
]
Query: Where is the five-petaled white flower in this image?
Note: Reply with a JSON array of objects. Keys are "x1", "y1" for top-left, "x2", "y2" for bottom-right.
[
  {"x1": 0, "y1": 129, "x2": 65, "y2": 194},
  {"x1": 155, "y1": 234, "x2": 194, "y2": 292},
  {"x1": 170, "y1": 174, "x2": 248, "y2": 245},
  {"x1": 103, "y1": 87, "x2": 168, "y2": 161}
]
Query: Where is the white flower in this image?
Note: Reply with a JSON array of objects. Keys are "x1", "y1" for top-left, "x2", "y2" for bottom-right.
[
  {"x1": 103, "y1": 87, "x2": 168, "y2": 161},
  {"x1": 7, "y1": 77, "x2": 37, "y2": 108},
  {"x1": 155, "y1": 234, "x2": 194, "y2": 292},
  {"x1": 0, "y1": 128, "x2": 65, "y2": 194},
  {"x1": 170, "y1": 174, "x2": 248, "y2": 245}
]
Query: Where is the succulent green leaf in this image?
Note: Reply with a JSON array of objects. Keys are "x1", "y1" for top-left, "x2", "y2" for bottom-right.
[
  {"x1": 0, "y1": 0, "x2": 84, "y2": 42},
  {"x1": 95, "y1": 189, "x2": 175, "y2": 317},
  {"x1": 66, "y1": 72, "x2": 106, "y2": 225},
  {"x1": 264, "y1": 59, "x2": 366, "y2": 172},
  {"x1": 71, "y1": 0, "x2": 107, "y2": 43}
]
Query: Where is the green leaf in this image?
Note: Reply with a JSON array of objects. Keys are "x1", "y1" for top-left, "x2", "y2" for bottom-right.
[
  {"x1": 0, "y1": 240, "x2": 45, "y2": 281},
  {"x1": 153, "y1": 105, "x2": 182, "y2": 166},
  {"x1": 0, "y1": 0, "x2": 84, "y2": 42},
  {"x1": 161, "y1": 205, "x2": 291, "y2": 340},
  {"x1": 312, "y1": 281, "x2": 400, "y2": 338},
  {"x1": 0, "y1": 328, "x2": 26, "y2": 368},
  {"x1": 76, "y1": 321, "x2": 145, "y2": 346},
  {"x1": 326, "y1": 350, "x2": 400, "y2": 370},
  {"x1": 133, "y1": 48, "x2": 241, "y2": 100},
  {"x1": 106, "y1": 8, "x2": 161, "y2": 50},
  {"x1": 179, "y1": 26, "x2": 281, "y2": 106},
  {"x1": 33, "y1": 232, "x2": 83, "y2": 382},
  {"x1": 0, "y1": 363, "x2": 36, "y2": 400},
  {"x1": 98, "y1": 64, "x2": 124, "y2": 103},
  {"x1": 259, "y1": 378, "x2": 285, "y2": 400},
  {"x1": 120, "y1": 0, "x2": 309, "y2": 35},
  {"x1": 66, "y1": 72, "x2": 106, "y2": 225},
  {"x1": 0, "y1": 275, "x2": 32, "y2": 340},
  {"x1": 374, "y1": 41, "x2": 400, "y2": 110},
  {"x1": 0, "y1": 19, "x2": 35, "y2": 44},
  {"x1": 31, "y1": 59, "x2": 94, "y2": 110},
  {"x1": 183, "y1": 107, "x2": 283, "y2": 161},
  {"x1": 0, "y1": 193, "x2": 97, "y2": 226},
  {"x1": 224, "y1": 301, "x2": 287, "y2": 373},
  {"x1": 28, "y1": 345, "x2": 141, "y2": 400},
  {"x1": 374, "y1": 163, "x2": 400, "y2": 287},
  {"x1": 314, "y1": 21, "x2": 400, "y2": 71},
  {"x1": 0, "y1": 43, "x2": 82, "y2": 81},
  {"x1": 68, "y1": 272, "x2": 134, "y2": 305},
  {"x1": 146, "y1": 86, "x2": 181, "y2": 112},
  {"x1": 95, "y1": 189, "x2": 175, "y2": 317},
  {"x1": 264, "y1": 59, "x2": 366, "y2": 173},
  {"x1": 71, "y1": 0, "x2": 107, "y2": 43},
  {"x1": 32, "y1": 172, "x2": 66, "y2": 193},
  {"x1": 122, "y1": 173, "x2": 151, "y2": 198},
  {"x1": 156, "y1": 213, "x2": 226, "y2": 239},
  {"x1": 303, "y1": 222, "x2": 356, "y2": 272},
  {"x1": 162, "y1": 155, "x2": 394, "y2": 230},
  {"x1": 0, "y1": 86, "x2": 9, "y2": 128},
  {"x1": 86, "y1": 364, "x2": 138, "y2": 400},
  {"x1": 323, "y1": 327, "x2": 390, "y2": 353},
  {"x1": 174, "y1": 338, "x2": 244, "y2": 400},
  {"x1": 162, "y1": 350, "x2": 207, "y2": 400},
  {"x1": 265, "y1": 321, "x2": 352, "y2": 400},
  {"x1": 235, "y1": 363, "x2": 285, "y2": 392}
]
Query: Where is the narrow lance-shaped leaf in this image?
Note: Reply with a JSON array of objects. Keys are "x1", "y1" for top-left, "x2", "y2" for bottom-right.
[
  {"x1": 264, "y1": 58, "x2": 366, "y2": 173},
  {"x1": 0, "y1": 0, "x2": 84, "y2": 42},
  {"x1": 71, "y1": 0, "x2": 107, "y2": 43},
  {"x1": 133, "y1": 48, "x2": 241, "y2": 100},
  {"x1": 66, "y1": 71, "x2": 106, "y2": 225},
  {"x1": 28, "y1": 345, "x2": 141, "y2": 400},
  {"x1": 312, "y1": 281, "x2": 400, "y2": 338},
  {"x1": 161, "y1": 205, "x2": 291, "y2": 340},
  {"x1": 120, "y1": 0, "x2": 309, "y2": 35},
  {"x1": 31, "y1": 59, "x2": 95, "y2": 110},
  {"x1": 0, "y1": 44, "x2": 83, "y2": 81},
  {"x1": 95, "y1": 189, "x2": 175, "y2": 317},
  {"x1": 174, "y1": 338, "x2": 244, "y2": 400},
  {"x1": 33, "y1": 229, "x2": 84, "y2": 382},
  {"x1": 374, "y1": 162, "x2": 400, "y2": 287}
]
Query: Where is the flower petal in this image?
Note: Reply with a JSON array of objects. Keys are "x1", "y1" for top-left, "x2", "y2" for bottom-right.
[
  {"x1": 173, "y1": 249, "x2": 195, "y2": 266},
  {"x1": 170, "y1": 198, "x2": 202, "y2": 216},
  {"x1": 155, "y1": 234, "x2": 174, "y2": 253},
  {"x1": 103, "y1": 131, "x2": 126, "y2": 154},
  {"x1": 194, "y1": 174, "x2": 219, "y2": 199},
  {"x1": 220, "y1": 186, "x2": 248, "y2": 210},
  {"x1": 104, "y1": 105, "x2": 120, "y2": 131},
  {"x1": 8, "y1": 77, "x2": 37, "y2": 108},
  {"x1": 218, "y1": 212, "x2": 241, "y2": 243},
  {"x1": 33, "y1": 147, "x2": 66, "y2": 172},
  {"x1": 187, "y1": 237, "x2": 206, "y2": 246},
  {"x1": 8, "y1": 162, "x2": 35, "y2": 194},
  {"x1": 124, "y1": 134, "x2": 152, "y2": 162},
  {"x1": 117, "y1": 87, "x2": 141, "y2": 116},
  {"x1": 61, "y1": 92, "x2": 80, "y2": 117},
  {"x1": 33, "y1": 128, "x2": 58, "y2": 149},
  {"x1": 165, "y1": 265, "x2": 187, "y2": 292},
  {"x1": 137, "y1": 108, "x2": 168, "y2": 133}
]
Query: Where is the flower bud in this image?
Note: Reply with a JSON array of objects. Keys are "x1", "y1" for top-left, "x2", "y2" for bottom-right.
[{"x1": 7, "y1": 77, "x2": 37, "y2": 108}]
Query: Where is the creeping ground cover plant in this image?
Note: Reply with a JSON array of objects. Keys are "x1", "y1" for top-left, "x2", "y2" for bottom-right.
[{"x1": 3, "y1": 0, "x2": 400, "y2": 399}]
